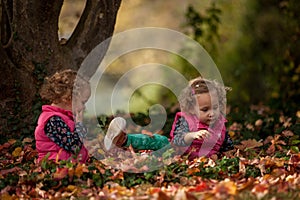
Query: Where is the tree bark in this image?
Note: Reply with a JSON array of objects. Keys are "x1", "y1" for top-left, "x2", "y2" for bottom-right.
[{"x1": 0, "y1": 0, "x2": 122, "y2": 138}]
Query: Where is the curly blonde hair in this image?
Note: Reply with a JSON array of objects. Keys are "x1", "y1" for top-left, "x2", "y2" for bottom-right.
[
  {"x1": 40, "y1": 69, "x2": 90, "y2": 104},
  {"x1": 179, "y1": 77, "x2": 231, "y2": 116}
]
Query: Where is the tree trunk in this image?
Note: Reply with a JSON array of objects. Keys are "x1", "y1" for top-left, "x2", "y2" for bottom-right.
[{"x1": 0, "y1": 0, "x2": 122, "y2": 139}]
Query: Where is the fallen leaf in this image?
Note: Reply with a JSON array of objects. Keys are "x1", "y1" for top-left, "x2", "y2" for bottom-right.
[
  {"x1": 12, "y1": 147, "x2": 22, "y2": 157},
  {"x1": 237, "y1": 177, "x2": 255, "y2": 191},
  {"x1": 22, "y1": 138, "x2": 33, "y2": 143},
  {"x1": 75, "y1": 164, "x2": 86, "y2": 178},
  {"x1": 53, "y1": 167, "x2": 69, "y2": 180},
  {"x1": 282, "y1": 130, "x2": 294, "y2": 137},
  {"x1": 66, "y1": 185, "x2": 77, "y2": 192},
  {"x1": 213, "y1": 179, "x2": 237, "y2": 196},
  {"x1": 0, "y1": 166, "x2": 22, "y2": 176},
  {"x1": 235, "y1": 139, "x2": 263, "y2": 151},
  {"x1": 0, "y1": 142, "x2": 12, "y2": 151},
  {"x1": 148, "y1": 187, "x2": 161, "y2": 195},
  {"x1": 251, "y1": 184, "x2": 269, "y2": 199},
  {"x1": 187, "y1": 181, "x2": 208, "y2": 192}
]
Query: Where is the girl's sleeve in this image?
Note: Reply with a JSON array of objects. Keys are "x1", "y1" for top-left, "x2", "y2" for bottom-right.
[
  {"x1": 172, "y1": 117, "x2": 190, "y2": 146},
  {"x1": 44, "y1": 116, "x2": 84, "y2": 154},
  {"x1": 219, "y1": 131, "x2": 234, "y2": 152}
]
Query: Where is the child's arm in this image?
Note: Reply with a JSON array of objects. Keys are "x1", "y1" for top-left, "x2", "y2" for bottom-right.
[
  {"x1": 44, "y1": 116, "x2": 84, "y2": 154},
  {"x1": 172, "y1": 117, "x2": 190, "y2": 146}
]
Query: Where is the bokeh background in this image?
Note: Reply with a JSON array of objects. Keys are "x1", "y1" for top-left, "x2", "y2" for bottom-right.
[{"x1": 59, "y1": 0, "x2": 299, "y2": 115}]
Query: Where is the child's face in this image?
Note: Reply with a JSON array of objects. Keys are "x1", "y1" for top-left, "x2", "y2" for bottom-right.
[{"x1": 195, "y1": 90, "x2": 220, "y2": 125}]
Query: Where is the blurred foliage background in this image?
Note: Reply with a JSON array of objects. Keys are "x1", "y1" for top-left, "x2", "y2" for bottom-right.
[{"x1": 59, "y1": 0, "x2": 299, "y2": 116}]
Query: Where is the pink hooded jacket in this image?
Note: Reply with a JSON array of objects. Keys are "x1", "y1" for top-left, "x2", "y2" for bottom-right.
[
  {"x1": 170, "y1": 112, "x2": 226, "y2": 160},
  {"x1": 35, "y1": 105, "x2": 88, "y2": 163}
]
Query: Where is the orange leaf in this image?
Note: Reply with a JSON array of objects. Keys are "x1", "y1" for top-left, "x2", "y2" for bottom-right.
[
  {"x1": 228, "y1": 130, "x2": 235, "y2": 138},
  {"x1": 53, "y1": 167, "x2": 69, "y2": 180},
  {"x1": 187, "y1": 168, "x2": 200, "y2": 175},
  {"x1": 148, "y1": 187, "x2": 161, "y2": 195},
  {"x1": 75, "y1": 164, "x2": 88, "y2": 178}
]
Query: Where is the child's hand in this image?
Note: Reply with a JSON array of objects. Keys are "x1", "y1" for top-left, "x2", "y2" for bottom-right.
[
  {"x1": 194, "y1": 130, "x2": 211, "y2": 139},
  {"x1": 184, "y1": 130, "x2": 211, "y2": 144}
]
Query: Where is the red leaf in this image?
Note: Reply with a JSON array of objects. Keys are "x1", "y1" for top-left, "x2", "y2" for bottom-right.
[
  {"x1": 0, "y1": 142, "x2": 12, "y2": 153},
  {"x1": 188, "y1": 181, "x2": 208, "y2": 192}
]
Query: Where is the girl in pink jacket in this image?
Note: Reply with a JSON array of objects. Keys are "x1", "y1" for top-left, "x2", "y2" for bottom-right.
[
  {"x1": 169, "y1": 77, "x2": 233, "y2": 160},
  {"x1": 35, "y1": 69, "x2": 89, "y2": 163}
]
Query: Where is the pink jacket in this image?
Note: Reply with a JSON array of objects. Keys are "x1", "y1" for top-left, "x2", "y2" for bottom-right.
[
  {"x1": 35, "y1": 105, "x2": 88, "y2": 163},
  {"x1": 170, "y1": 112, "x2": 226, "y2": 160}
]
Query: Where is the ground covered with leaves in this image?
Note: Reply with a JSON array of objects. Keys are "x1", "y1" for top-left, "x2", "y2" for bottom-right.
[{"x1": 1, "y1": 105, "x2": 300, "y2": 199}]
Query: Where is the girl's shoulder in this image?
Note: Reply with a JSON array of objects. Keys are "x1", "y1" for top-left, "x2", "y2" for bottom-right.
[{"x1": 175, "y1": 112, "x2": 197, "y2": 121}]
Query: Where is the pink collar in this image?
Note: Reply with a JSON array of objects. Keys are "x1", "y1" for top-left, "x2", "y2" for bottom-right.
[{"x1": 42, "y1": 105, "x2": 74, "y2": 120}]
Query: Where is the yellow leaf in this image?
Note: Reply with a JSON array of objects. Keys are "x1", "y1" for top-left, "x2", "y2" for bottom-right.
[
  {"x1": 66, "y1": 185, "x2": 77, "y2": 192},
  {"x1": 12, "y1": 147, "x2": 22, "y2": 157},
  {"x1": 228, "y1": 130, "x2": 235, "y2": 138}
]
